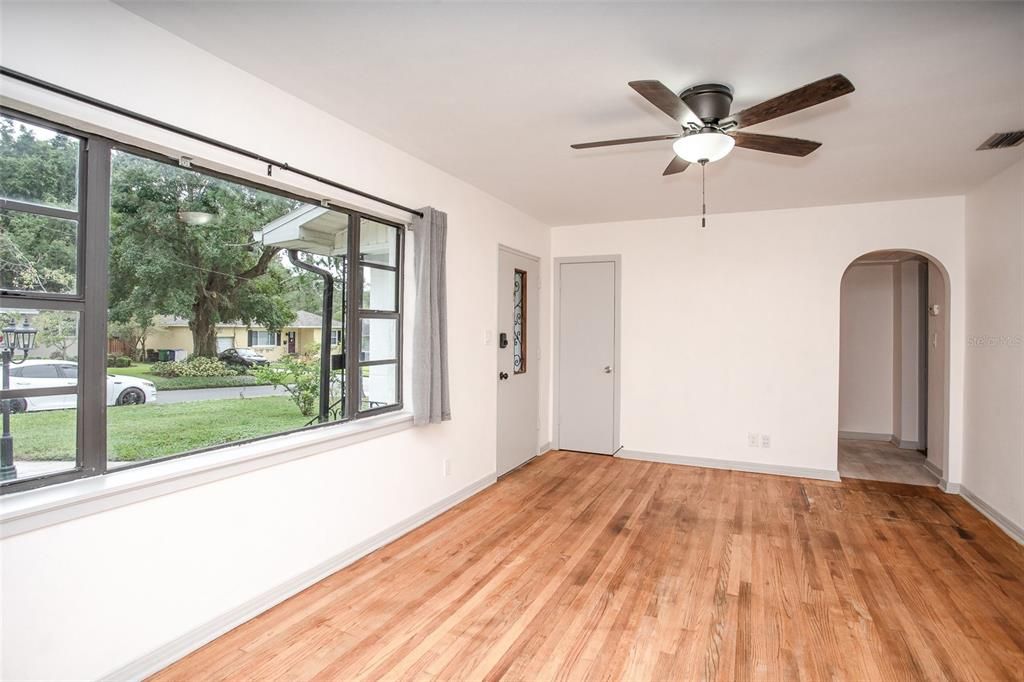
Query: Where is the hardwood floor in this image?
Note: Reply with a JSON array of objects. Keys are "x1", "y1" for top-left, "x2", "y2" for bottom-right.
[{"x1": 153, "y1": 451, "x2": 1024, "y2": 681}]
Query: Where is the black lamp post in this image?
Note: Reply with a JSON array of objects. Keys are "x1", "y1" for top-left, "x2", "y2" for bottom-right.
[{"x1": 1, "y1": 317, "x2": 38, "y2": 481}]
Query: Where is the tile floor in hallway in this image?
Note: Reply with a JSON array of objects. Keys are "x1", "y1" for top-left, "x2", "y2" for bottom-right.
[{"x1": 838, "y1": 438, "x2": 939, "y2": 486}]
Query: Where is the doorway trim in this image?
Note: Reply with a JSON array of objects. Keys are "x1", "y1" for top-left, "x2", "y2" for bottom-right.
[
  {"x1": 837, "y1": 249, "x2": 953, "y2": 488},
  {"x1": 552, "y1": 255, "x2": 622, "y2": 453}
]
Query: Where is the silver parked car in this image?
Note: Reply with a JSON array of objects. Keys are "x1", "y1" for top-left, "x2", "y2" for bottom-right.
[{"x1": 1, "y1": 360, "x2": 157, "y2": 412}]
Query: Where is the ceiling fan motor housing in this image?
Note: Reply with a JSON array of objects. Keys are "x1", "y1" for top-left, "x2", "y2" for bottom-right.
[{"x1": 680, "y1": 83, "x2": 734, "y2": 124}]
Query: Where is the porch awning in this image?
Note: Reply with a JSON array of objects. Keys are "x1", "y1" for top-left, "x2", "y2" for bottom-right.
[{"x1": 253, "y1": 204, "x2": 349, "y2": 256}]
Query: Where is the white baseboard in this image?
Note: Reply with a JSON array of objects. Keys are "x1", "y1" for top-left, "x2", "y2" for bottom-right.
[
  {"x1": 922, "y1": 458, "x2": 943, "y2": 479},
  {"x1": 959, "y1": 485, "x2": 1024, "y2": 546},
  {"x1": 537, "y1": 441, "x2": 552, "y2": 456},
  {"x1": 102, "y1": 473, "x2": 497, "y2": 682},
  {"x1": 617, "y1": 450, "x2": 840, "y2": 482},
  {"x1": 940, "y1": 478, "x2": 960, "y2": 494},
  {"x1": 838, "y1": 431, "x2": 893, "y2": 442},
  {"x1": 838, "y1": 432, "x2": 923, "y2": 452}
]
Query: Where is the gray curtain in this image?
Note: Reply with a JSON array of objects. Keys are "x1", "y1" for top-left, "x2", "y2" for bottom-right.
[{"x1": 411, "y1": 207, "x2": 451, "y2": 425}]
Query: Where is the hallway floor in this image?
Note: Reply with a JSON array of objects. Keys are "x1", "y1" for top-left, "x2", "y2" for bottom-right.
[{"x1": 838, "y1": 438, "x2": 939, "y2": 486}]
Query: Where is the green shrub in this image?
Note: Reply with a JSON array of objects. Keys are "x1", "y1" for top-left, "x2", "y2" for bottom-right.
[
  {"x1": 150, "y1": 356, "x2": 233, "y2": 378},
  {"x1": 253, "y1": 355, "x2": 342, "y2": 418},
  {"x1": 113, "y1": 356, "x2": 132, "y2": 368}
]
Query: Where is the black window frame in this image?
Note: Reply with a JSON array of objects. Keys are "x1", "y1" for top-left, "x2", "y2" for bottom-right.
[
  {"x1": 351, "y1": 218, "x2": 404, "y2": 417},
  {"x1": 1, "y1": 108, "x2": 103, "y2": 494},
  {"x1": 1, "y1": 107, "x2": 405, "y2": 494}
]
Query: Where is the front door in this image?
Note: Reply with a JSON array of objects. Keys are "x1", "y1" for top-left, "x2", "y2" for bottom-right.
[
  {"x1": 287, "y1": 331, "x2": 296, "y2": 354},
  {"x1": 496, "y1": 247, "x2": 540, "y2": 476},
  {"x1": 557, "y1": 259, "x2": 617, "y2": 454}
]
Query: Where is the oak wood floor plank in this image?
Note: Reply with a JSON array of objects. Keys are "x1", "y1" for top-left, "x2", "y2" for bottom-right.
[{"x1": 151, "y1": 451, "x2": 1024, "y2": 682}]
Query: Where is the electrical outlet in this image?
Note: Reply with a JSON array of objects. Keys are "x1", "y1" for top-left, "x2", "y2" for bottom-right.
[
  {"x1": 747, "y1": 433, "x2": 759, "y2": 447},
  {"x1": 443, "y1": 459, "x2": 451, "y2": 477},
  {"x1": 761, "y1": 434, "x2": 771, "y2": 448}
]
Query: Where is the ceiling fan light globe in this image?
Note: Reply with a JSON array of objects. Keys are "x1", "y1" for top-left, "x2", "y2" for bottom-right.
[{"x1": 672, "y1": 132, "x2": 735, "y2": 164}]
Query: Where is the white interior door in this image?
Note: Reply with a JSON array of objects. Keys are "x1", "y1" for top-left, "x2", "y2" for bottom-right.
[
  {"x1": 496, "y1": 248, "x2": 540, "y2": 476},
  {"x1": 557, "y1": 260, "x2": 617, "y2": 455}
]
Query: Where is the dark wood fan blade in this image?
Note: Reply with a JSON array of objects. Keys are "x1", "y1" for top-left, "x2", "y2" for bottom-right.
[
  {"x1": 570, "y1": 133, "x2": 680, "y2": 150},
  {"x1": 730, "y1": 132, "x2": 821, "y2": 157},
  {"x1": 628, "y1": 80, "x2": 701, "y2": 125},
  {"x1": 663, "y1": 156, "x2": 690, "y2": 175},
  {"x1": 726, "y1": 74, "x2": 854, "y2": 129}
]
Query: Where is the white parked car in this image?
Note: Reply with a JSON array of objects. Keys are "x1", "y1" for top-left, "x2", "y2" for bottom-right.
[{"x1": 1, "y1": 360, "x2": 157, "y2": 412}]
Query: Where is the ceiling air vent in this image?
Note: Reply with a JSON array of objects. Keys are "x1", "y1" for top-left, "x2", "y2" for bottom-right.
[{"x1": 977, "y1": 130, "x2": 1024, "y2": 151}]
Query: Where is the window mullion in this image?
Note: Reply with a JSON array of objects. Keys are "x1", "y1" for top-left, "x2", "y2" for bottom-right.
[
  {"x1": 79, "y1": 137, "x2": 111, "y2": 476},
  {"x1": 395, "y1": 226, "x2": 404, "y2": 410},
  {"x1": 0, "y1": 198, "x2": 79, "y2": 222},
  {"x1": 346, "y1": 217, "x2": 362, "y2": 421}
]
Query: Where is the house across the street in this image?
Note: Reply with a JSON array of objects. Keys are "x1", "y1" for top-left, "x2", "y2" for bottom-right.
[{"x1": 146, "y1": 310, "x2": 343, "y2": 360}]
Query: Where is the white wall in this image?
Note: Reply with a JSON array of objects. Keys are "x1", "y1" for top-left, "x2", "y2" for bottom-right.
[
  {"x1": 839, "y1": 264, "x2": 895, "y2": 435},
  {"x1": 0, "y1": 3, "x2": 550, "y2": 680},
  {"x1": 839, "y1": 258, "x2": 927, "y2": 445},
  {"x1": 963, "y1": 158, "x2": 1024, "y2": 533},
  {"x1": 551, "y1": 196, "x2": 966, "y2": 477}
]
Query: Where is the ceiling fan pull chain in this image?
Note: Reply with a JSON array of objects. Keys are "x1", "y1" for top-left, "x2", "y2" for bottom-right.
[{"x1": 700, "y1": 159, "x2": 707, "y2": 228}]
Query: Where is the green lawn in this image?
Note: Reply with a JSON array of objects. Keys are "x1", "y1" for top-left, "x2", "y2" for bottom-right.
[
  {"x1": 110, "y1": 362, "x2": 272, "y2": 391},
  {"x1": 12, "y1": 396, "x2": 310, "y2": 463}
]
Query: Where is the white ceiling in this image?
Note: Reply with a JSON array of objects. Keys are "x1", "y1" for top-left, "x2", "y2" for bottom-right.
[{"x1": 120, "y1": 1, "x2": 1023, "y2": 226}]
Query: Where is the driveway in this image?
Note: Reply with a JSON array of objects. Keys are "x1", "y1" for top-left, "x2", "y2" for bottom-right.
[{"x1": 157, "y1": 384, "x2": 287, "y2": 404}]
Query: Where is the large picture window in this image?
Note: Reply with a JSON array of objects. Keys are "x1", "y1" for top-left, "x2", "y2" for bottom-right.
[{"x1": 1, "y1": 110, "x2": 403, "y2": 493}]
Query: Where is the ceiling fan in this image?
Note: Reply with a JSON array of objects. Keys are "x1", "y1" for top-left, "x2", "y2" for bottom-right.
[{"x1": 571, "y1": 74, "x2": 855, "y2": 176}]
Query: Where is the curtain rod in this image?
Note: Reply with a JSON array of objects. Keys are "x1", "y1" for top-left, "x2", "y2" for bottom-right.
[{"x1": 0, "y1": 66, "x2": 424, "y2": 219}]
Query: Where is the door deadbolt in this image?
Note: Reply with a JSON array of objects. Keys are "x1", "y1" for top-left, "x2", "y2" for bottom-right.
[
  {"x1": 499, "y1": 372, "x2": 509, "y2": 380},
  {"x1": 499, "y1": 332, "x2": 509, "y2": 349}
]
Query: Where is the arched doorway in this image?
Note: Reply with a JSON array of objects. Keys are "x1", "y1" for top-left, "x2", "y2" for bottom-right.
[{"x1": 837, "y1": 250, "x2": 951, "y2": 485}]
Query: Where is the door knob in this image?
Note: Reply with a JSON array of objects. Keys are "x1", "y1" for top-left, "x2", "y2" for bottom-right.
[
  {"x1": 499, "y1": 372, "x2": 509, "y2": 380},
  {"x1": 603, "y1": 366, "x2": 612, "y2": 374}
]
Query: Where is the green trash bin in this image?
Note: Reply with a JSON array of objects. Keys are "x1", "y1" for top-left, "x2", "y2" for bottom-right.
[{"x1": 158, "y1": 349, "x2": 171, "y2": 362}]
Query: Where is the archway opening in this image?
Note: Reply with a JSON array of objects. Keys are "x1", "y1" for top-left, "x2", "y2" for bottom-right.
[{"x1": 838, "y1": 250, "x2": 951, "y2": 485}]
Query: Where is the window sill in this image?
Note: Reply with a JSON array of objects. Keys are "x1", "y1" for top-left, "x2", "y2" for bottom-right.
[{"x1": 0, "y1": 411, "x2": 414, "y2": 539}]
